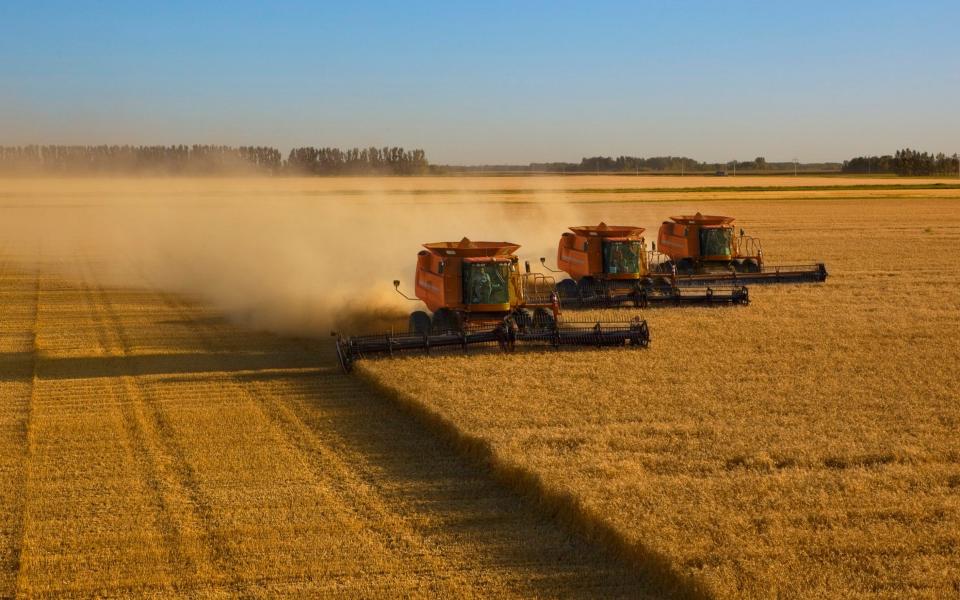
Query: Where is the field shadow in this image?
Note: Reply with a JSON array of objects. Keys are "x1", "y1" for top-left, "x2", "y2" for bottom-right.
[
  {"x1": 18, "y1": 350, "x2": 687, "y2": 595},
  {"x1": 20, "y1": 341, "x2": 695, "y2": 596},
  {"x1": 7, "y1": 337, "x2": 650, "y2": 382},
  {"x1": 216, "y1": 329, "x2": 702, "y2": 597},
  {"x1": 0, "y1": 352, "x2": 33, "y2": 380},
  {"x1": 256, "y1": 366, "x2": 689, "y2": 598},
  {"x1": 0, "y1": 350, "x2": 322, "y2": 381}
]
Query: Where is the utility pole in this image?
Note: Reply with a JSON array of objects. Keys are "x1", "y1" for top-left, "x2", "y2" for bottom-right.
[
  {"x1": 793, "y1": 158, "x2": 798, "y2": 177},
  {"x1": 732, "y1": 159, "x2": 736, "y2": 177}
]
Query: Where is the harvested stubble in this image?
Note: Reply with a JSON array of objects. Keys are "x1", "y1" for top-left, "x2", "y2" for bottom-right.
[
  {"x1": 363, "y1": 195, "x2": 960, "y2": 598},
  {"x1": 0, "y1": 256, "x2": 652, "y2": 597}
]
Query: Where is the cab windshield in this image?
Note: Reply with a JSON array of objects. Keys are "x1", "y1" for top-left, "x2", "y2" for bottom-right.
[
  {"x1": 699, "y1": 227, "x2": 733, "y2": 256},
  {"x1": 603, "y1": 240, "x2": 641, "y2": 275},
  {"x1": 462, "y1": 261, "x2": 510, "y2": 305}
]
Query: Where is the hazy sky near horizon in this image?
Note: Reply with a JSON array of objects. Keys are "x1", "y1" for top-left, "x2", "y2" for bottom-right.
[{"x1": 2, "y1": 1, "x2": 957, "y2": 164}]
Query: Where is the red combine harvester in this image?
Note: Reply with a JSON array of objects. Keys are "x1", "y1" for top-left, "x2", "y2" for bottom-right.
[
  {"x1": 405, "y1": 239, "x2": 557, "y2": 333},
  {"x1": 656, "y1": 213, "x2": 828, "y2": 286},
  {"x1": 333, "y1": 238, "x2": 649, "y2": 372},
  {"x1": 541, "y1": 223, "x2": 749, "y2": 307}
]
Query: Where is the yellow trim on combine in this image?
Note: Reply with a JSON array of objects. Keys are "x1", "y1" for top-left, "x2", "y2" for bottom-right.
[{"x1": 467, "y1": 302, "x2": 512, "y2": 312}]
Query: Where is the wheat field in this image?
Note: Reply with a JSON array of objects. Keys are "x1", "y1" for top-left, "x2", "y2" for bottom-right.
[
  {"x1": 1, "y1": 176, "x2": 958, "y2": 597},
  {"x1": 364, "y1": 191, "x2": 960, "y2": 597}
]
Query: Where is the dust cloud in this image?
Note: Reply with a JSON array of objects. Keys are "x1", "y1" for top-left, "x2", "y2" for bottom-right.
[{"x1": 0, "y1": 179, "x2": 589, "y2": 336}]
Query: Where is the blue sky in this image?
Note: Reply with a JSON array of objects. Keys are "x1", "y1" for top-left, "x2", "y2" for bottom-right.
[{"x1": 1, "y1": 1, "x2": 957, "y2": 163}]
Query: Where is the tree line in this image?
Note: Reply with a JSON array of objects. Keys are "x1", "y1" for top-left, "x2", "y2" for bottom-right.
[
  {"x1": 286, "y1": 146, "x2": 428, "y2": 175},
  {"x1": 0, "y1": 145, "x2": 428, "y2": 175},
  {"x1": 538, "y1": 156, "x2": 705, "y2": 173},
  {"x1": 5, "y1": 145, "x2": 956, "y2": 177},
  {"x1": 448, "y1": 156, "x2": 841, "y2": 174},
  {"x1": 552, "y1": 156, "x2": 843, "y2": 173},
  {"x1": 841, "y1": 149, "x2": 959, "y2": 176}
]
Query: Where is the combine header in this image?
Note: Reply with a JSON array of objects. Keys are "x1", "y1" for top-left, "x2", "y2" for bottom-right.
[
  {"x1": 656, "y1": 214, "x2": 828, "y2": 286},
  {"x1": 334, "y1": 238, "x2": 649, "y2": 372},
  {"x1": 541, "y1": 223, "x2": 750, "y2": 308}
]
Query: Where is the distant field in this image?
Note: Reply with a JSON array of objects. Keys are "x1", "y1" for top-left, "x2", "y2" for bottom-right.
[
  {"x1": 0, "y1": 176, "x2": 958, "y2": 597},
  {"x1": 2, "y1": 173, "x2": 959, "y2": 197}
]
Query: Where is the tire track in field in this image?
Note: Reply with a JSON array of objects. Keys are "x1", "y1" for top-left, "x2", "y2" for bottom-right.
[
  {"x1": 81, "y1": 269, "x2": 246, "y2": 594},
  {"x1": 10, "y1": 261, "x2": 203, "y2": 596},
  {"x1": 3, "y1": 265, "x2": 39, "y2": 598},
  {"x1": 70, "y1": 272, "x2": 193, "y2": 591},
  {"x1": 152, "y1": 291, "x2": 473, "y2": 596},
  {"x1": 157, "y1": 291, "x2": 650, "y2": 597},
  {"x1": 235, "y1": 386, "x2": 474, "y2": 592}
]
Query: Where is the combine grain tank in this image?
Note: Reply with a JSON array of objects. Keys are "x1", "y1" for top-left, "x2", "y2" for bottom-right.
[
  {"x1": 656, "y1": 213, "x2": 828, "y2": 285},
  {"x1": 333, "y1": 237, "x2": 649, "y2": 372}
]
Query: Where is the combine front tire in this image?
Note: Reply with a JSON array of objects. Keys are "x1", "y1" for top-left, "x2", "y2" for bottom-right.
[
  {"x1": 556, "y1": 278, "x2": 578, "y2": 300},
  {"x1": 577, "y1": 277, "x2": 597, "y2": 301},
  {"x1": 513, "y1": 308, "x2": 533, "y2": 331},
  {"x1": 432, "y1": 308, "x2": 463, "y2": 333},
  {"x1": 652, "y1": 275, "x2": 673, "y2": 291},
  {"x1": 631, "y1": 287, "x2": 649, "y2": 308},
  {"x1": 409, "y1": 311, "x2": 431, "y2": 335},
  {"x1": 532, "y1": 307, "x2": 556, "y2": 330}
]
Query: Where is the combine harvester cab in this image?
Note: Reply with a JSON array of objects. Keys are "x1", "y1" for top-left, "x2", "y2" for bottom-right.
[
  {"x1": 542, "y1": 223, "x2": 750, "y2": 308},
  {"x1": 334, "y1": 238, "x2": 649, "y2": 372},
  {"x1": 656, "y1": 213, "x2": 828, "y2": 286}
]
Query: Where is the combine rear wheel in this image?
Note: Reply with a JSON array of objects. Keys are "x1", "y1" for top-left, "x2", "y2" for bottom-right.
[
  {"x1": 741, "y1": 259, "x2": 760, "y2": 273},
  {"x1": 676, "y1": 258, "x2": 695, "y2": 275},
  {"x1": 409, "y1": 311, "x2": 431, "y2": 335}
]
